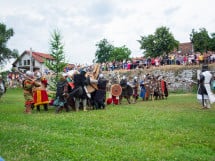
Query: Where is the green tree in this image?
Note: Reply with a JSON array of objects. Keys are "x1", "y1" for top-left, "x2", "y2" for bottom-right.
[
  {"x1": 138, "y1": 34, "x2": 157, "y2": 57},
  {"x1": 94, "y1": 38, "x2": 114, "y2": 63},
  {"x1": 0, "y1": 23, "x2": 18, "y2": 65},
  {"x1": 110, "y1": 45, "x2": 131, "y2": 62},
  {"x1": 209, "y1": 33, "x2": 215, "y2": 52},
  {"x1": 190, "y1": 28, "x2": 210, "y2": 54},
  {"x1": 45, "y1": 29, "x2": 67, "y2": 91},
  {"x1": 138, "y1": 26, "x2": 179, "y2": 57}
]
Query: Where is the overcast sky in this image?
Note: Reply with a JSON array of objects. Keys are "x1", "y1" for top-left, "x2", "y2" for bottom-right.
[{"x1": 1, "y1": 0, "x2": 215, "y2": 66}]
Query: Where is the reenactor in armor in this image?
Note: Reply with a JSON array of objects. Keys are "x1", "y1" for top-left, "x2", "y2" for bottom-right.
[
  {"x1": 131, "y1": 76, "x2": 139, "y2": 103},
  {"x1": 22, "y1": 71, "x2": 40, "y2": 114},
  {"x1": 93, "y1": 74, "x2": 107, "y2": 109},
  {"x1": 72, "y1": 69, "x2": 90, "y2": 111}
]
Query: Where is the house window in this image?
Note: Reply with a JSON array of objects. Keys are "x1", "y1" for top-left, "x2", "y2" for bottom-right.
[
  {"x1": 24, "y1": 60, "x2": 27, "y2": 65},
  {"x1": 27, "y1": 59, "x2": 30, "y2": 65}
]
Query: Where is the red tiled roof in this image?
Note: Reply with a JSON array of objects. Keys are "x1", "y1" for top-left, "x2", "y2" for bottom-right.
[
  {"x1": 171, "y1": 42, "x2": 193, "y2": 55},
  {"x1": 25, "y1": 50, "x2": 54, "y2": 63},
  {"x1": 179, "y1": 42, "x2": 193, "y2": 52},
  {"x1": 12, "y1": 50, "x2": 55, "y2": 66}
]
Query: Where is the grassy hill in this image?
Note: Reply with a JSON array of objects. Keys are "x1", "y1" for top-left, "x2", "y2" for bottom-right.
[{"x1": 0, "y1": 88, "x2": 214, "y2": 161}]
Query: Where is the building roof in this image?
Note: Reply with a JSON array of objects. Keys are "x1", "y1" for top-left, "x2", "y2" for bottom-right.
[
  {"x1": 171, "y1": 42, "x2": 193, "y2": 55},
  {"x1": 30, "y1": 51, "x2": 54, "y2": 63},
  {"x1": 12, "y1": 50, "x2": 54, "y2": 65}
]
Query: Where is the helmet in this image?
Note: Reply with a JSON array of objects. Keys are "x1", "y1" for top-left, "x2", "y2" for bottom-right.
[
  {"x1": 26, "y1": 71, "x2": 34, "y2": 77},
  {"x1": 99, "y1": 73, "x2": 104, "y2": 78},
  {"x1": 62, "y1": 73, "x2": 68, "y2": 77},
  {"x1": 36, "y1": 72, "x2": 41, "y2": 78}
]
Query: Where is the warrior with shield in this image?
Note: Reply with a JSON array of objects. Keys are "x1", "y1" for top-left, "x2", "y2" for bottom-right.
[{"x1": 119, "y1": 75, "x2": 133, "y2": 104}]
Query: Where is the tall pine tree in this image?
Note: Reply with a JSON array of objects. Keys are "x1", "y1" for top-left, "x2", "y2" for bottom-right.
[{"x1": 45, "y1": 29, "x2": 67, "y2": 92}]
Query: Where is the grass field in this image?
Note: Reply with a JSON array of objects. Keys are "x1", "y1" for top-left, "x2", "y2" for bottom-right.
[{"x1": 0, "y1": 88, "x2": 214, "y2": 161}]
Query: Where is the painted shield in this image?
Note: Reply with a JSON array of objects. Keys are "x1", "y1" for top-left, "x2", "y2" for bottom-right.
[{"x1": 111, "y1": 84, "x2": 122, "y2": 96}]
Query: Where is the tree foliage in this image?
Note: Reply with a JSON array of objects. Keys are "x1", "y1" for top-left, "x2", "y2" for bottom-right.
[
  {"x1": 138, "y1": 26, "x2": 179, "y2": 57},
  {"x1": 110, "y1": 45, "x2": 131, "y2": 61},
  {"x1": 209, "y1": 32, "x2": 215, "y2": 52},
  {"x1": 95, "y1": 39, "x2": 131, "y2": 63},
  {"x1": 94, "y1": 38, "x2": 113, "y2": 63},
  {"x1": 0, "y1": 23, "x2": 18, "y2": 65},
  {"x1": 190, "y1": 28, "x2": 210, "y2": 54},
  {"x1": 138, "y1": 34, "x2": 157, "y2": 57},
  {"x1": 45, "y1": 29, "x2": 67, "y2": 91}
]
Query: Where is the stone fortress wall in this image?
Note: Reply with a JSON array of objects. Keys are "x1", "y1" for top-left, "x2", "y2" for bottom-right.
[{"x1": 103, "y1": 64, "x2": 215, "y2": 92}]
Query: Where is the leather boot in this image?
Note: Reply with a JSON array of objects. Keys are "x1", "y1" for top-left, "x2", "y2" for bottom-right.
[
  {"x1": 25, "y1": 105, "x2": 32, "y2": 114},
  {"x1": 44, "y1": 104, "x2": 48, "y2": 111}
]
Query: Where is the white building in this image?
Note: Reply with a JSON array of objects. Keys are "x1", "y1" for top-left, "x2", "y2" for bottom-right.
[{"x1": 12, "y1": 50, "x2": 54, "y2": 73}]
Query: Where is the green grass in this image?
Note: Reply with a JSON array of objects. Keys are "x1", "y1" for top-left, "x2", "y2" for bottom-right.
[{"x1": 0, "y1": 88, "x2": 214, "y2": 161}]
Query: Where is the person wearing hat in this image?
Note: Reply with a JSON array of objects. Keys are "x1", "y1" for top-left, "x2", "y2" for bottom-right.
[
  {"x1": 22, "y1": 71, "x2": 41, "y2": 114},
  {"x1": 0, "y1": 74, "x2": 6, "y2": 99},
  {"x1": 197, "y1": 64, "x2": 215, "y2": 109}
]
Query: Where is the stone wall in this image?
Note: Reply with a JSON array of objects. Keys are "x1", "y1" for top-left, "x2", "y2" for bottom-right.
[{"x1": 103, "y1": 64, "x2": 215, "y2": 92}]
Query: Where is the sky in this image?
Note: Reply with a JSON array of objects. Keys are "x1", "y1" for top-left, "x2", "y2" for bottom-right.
[{"x1": 1, "y1": 0, "x2": 215, "y2": 69}]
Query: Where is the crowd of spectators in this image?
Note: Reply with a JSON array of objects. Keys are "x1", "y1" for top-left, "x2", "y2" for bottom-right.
[
  {"x1": 99, "y1": 52, "x2": 215, "y2": 71},
  {"x1": 5, "y1": 52, "x2": 215, "y2": 88}
]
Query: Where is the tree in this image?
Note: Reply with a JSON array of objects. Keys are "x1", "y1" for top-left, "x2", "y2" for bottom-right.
[
  {"x1": 110, "y1": 45, "x2": 131, "y2": 62},
  {"x1": 0, "y1": 23, "x2": 18, "y2": 65},
  {"x1": 45, "y1": 29, "x2": 67, "y2": 91},
  {"x1": 209, "y1": 33, "x2": 215, "y2": 52},
  {"x1": 138, "y1": 26, "x2": 179, "y2": 57},
  {"x1": 94, "y1": 38, "x2": 114, "y2": 63},
  {"x1": 138, "y1": 34, "x2": 157, "y2": 57},
  {"x1": 190, "y1": 28, "x2": 210, "y2": 54}
]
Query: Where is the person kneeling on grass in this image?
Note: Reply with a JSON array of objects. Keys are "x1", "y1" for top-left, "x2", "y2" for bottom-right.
[{"x1": 54, "y1": 73, "x2": 70, "y2": 113}]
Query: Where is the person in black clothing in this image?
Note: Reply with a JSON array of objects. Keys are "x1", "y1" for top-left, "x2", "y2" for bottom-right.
[
  {"x1": 93, "y1": 74, "x2": 107, "y2": 109},
  {"x1": 72, "y1": 69, "x2": 90, "y2": 111},
  {"x1": 54, "y1": 73, "x2": 70, "y2": 113}
]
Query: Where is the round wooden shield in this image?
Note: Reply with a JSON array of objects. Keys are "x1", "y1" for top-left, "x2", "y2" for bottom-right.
[{"x1": 111, "y1": 84, "x2": 122, "y2": 96}]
